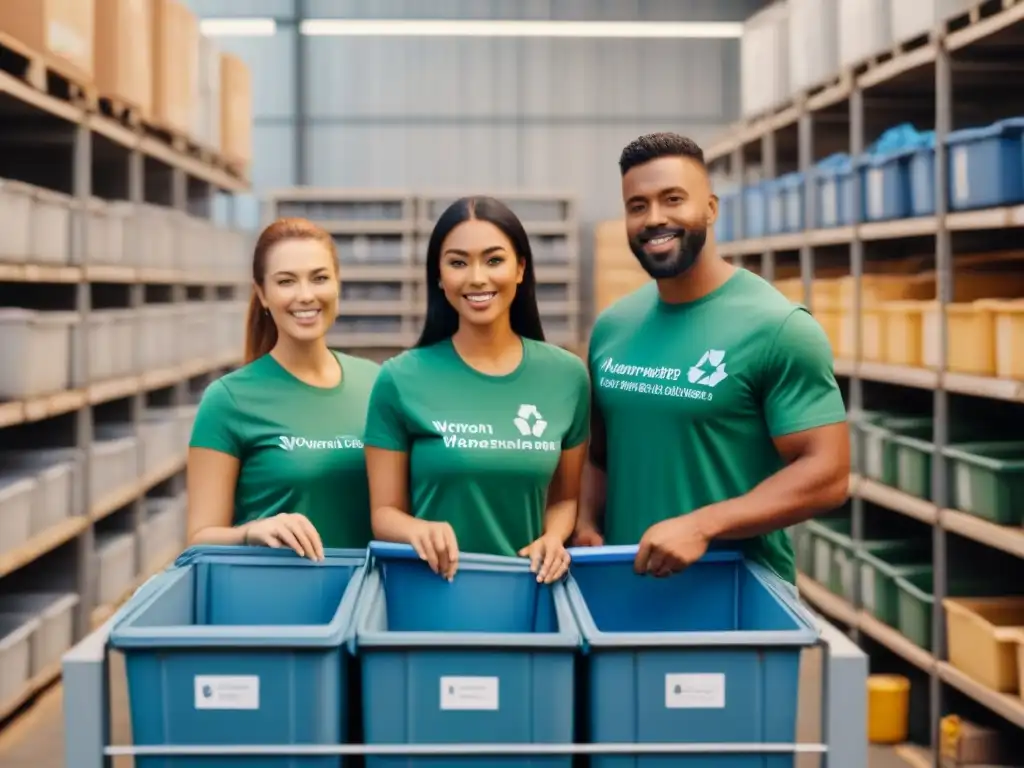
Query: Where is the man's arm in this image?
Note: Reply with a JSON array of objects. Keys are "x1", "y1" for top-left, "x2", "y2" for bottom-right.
[
  {"x1": 689, "y1": 421, "x2": 850, "y2": 541},
  {"x1": 691, "y1": 308, "x2": 850, "y2": 539}
]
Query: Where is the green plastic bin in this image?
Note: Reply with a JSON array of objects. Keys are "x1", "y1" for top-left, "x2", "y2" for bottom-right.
[
  {"x1": 792, "y1": 522, "x2": 813, "y2": 574},
  {"x1": 814, "y1": 520, "x2": 854, "y2": 596},
  {"x1": 895, "y1": 569, "x2": 993, "y2": 650},
  {"x1": 944, "y1": 441, "x2": 1024, "y2": 525},
  {"x1": 891, "y1": 433, "x2": 935, "y2": 500},
  {"x1": 849, "y1": 409, "x2": 892, "y2": 476},
  {"x1": 861, "y1": 416, "x2": 932, "y2": 487},
  {"x1": 805, "y1": 518, "x2": 851, "y2": 587},
  {"x1": 857, "y1": 541, "x2": 931, "y2": 626}
]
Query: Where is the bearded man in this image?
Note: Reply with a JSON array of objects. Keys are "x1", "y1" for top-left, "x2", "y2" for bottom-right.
[{"x1": 575, "y1": 132, "x2": 850, "y2": 583}]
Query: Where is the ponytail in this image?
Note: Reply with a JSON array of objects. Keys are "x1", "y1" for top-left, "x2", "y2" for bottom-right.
[{"x1": 244, "y1": 291, "x2": 277, "y2": 364}]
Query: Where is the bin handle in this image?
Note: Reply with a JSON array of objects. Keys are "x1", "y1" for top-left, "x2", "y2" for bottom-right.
[
  {"x1": 368, "y1": 540, "x2": 533, "y2": 570},
  {"x1": 566, "y1": 545, "x2": 741, "y2": 566}
]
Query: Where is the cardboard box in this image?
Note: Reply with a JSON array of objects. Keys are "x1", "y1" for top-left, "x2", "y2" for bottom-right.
[
  {"x1": 94, "y1": 0, "x2": 152, "y2": 118},
  {"x1": 192, "y1": 35, "x2": 222, "y2": 151},
  {"x1": 220, "y1": 52, "x2": 252, "y2": 171},
  {"x1": 151, "y1": 0, "x2": 197, "y2": 136},
  {"x1": 593, "y1": 219, "x2": 651, "y2": 314},
  {"x1": 0, "y1": 0, "x2": 95, "y2": 83}
]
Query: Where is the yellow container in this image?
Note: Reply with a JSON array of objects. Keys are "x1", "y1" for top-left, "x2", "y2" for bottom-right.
[
  {"x1": 982, "y1": 299, "x2": 1024, "y2": 381},
  {"x1": 922, "y1": 301, "x2": 998, "y2": 375},
  {"x1": 882, "y1": 300, "x2": 927, "y2": 367},
  {"x1": 813, "y1": 297, "x2": 845, "y2": 358},
  {"x1": 867, "y1": 674, "x2": 910, "y2": 744}
]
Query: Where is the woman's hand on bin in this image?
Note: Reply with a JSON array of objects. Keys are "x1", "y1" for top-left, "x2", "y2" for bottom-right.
[
  {"x1": 519, "y1": 533, "x2": 571, "y2": 583},
  {"x1": 244, "y1": 513, "x2": 325, "y2": 561},
  {"x1": 409, "y1": 520, "x2": 459, "y2": 581},
  {"x1": 634, "y1": 514, "x2": 710, "y2": 578}
]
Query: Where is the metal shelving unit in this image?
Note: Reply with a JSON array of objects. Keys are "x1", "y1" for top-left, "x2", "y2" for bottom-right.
[
  {"x1": 0, "y1": 56, "x2": 249, "y2": 727},
  {"x1": 703, "y1": 0, "x2": 1024, "y2": 760},
  {"x1": 263, "y1": 189, "x2": 583, "y2": 360}
]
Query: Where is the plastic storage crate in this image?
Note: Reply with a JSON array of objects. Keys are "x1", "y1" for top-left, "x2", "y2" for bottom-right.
[
  {"x1": 0, "y1": 592, "x2": 79, "y2": 677},
  {"x1": 944, "y1": 441, "x2": 1024, "y2": 525},
  {"x1": 743, "y1": 184, "x2": 767, "y2": 239},
  {"x1": 814, "y1": 155, "x2": 857, "y2": 228},
  {"x1": 0, "y1": 614, "x2": 38, "y2": 715},
  {"x1": 860, "y1": 415, "x2": 933, "y2": 487},
  {"x1": 353, "y1": 542, "x2": 579, "y2": 768},
  {"x1": 862, "y1": 149, "x2": 914, "y2": 222},
  {"x1": 767, "y1": 173, "x2": 804, "y2": 235},
  {"x1": 566, "y1": 546, "x2": 818, "y2": 768},
  {"x1": 109, "y1": 546, "x2": 368, "y2": 768},
  {"x1": 856, "y1": 542, "x2": 931, "y2": 626},
  {"x1": 716, "y1": 191, "x2": 737, "y2": 242},
  {"x1": 946, "y1": 117, "x2": 1024, "y2": 211},
  {"x1": 908, "y1": 146, "x2": 937, "y2": 216},
  {"x1": 0, "y1": 309, "x2": 78, "y2": 399},
  {"x1": 890, "y1": 432, "x2": 935, "y2": 500},
  {"x1": 895, "y1": 569, "x2": 992, "y2": 651}
]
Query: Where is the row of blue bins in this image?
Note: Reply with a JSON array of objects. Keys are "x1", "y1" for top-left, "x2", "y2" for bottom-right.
[
  {"x1": 716, "y1": 117, "x2": 1024, "y2": 241},
  {"x1": 106, "y1": 542, "x2": 821, "y2": 768}
]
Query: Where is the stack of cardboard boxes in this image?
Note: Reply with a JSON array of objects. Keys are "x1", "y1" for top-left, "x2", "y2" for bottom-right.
[
  {"x1": 593, "y1": 220, "x2": 651, "y2": 315},
  {"x1": 0, "y1": 0, "x2": 252, "y2": 175}
]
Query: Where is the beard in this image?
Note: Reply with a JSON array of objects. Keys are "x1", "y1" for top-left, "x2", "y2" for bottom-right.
[{"x1": 628, "y1": 225, "x2": 708, "y2": 279}]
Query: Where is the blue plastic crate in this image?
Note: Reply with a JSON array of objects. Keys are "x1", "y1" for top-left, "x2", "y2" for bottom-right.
[
  {"x1": 946, "y1": 117, "x2": 1024, "y2": 211},
  {"x1": 765, "y1": 178, "x2": 785, "y2": 235},
  {"x1": 909, "y1": 146, "x2": 937, "y2": 217},
  {"x1": 715, "y1": 192, "x2": 736, "y2": 242},
  {"x1": 862, "y1": 148, "x2": 914, "y2": 222},
  {"x1": 813, "y1": 156, "x2": 858, "y2": 228},
  {"x1": 742, "y1": 184, "x2": 767, "y2": 239},
  {"x1": 565, "y1": 547, "x2": 819, "y2": 768},
  {"x1": 353, "y1": 542, "x2": 580, "y2": 768},
  {"x1": 109, "y1": 545, "x2": 368, "y2": 768},
  {"x1": 779, "y1": 173, "x2": 805, "y2": 233}
]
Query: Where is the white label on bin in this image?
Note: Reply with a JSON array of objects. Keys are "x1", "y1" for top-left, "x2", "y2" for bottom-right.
[
  {"x1": 194, "y1": 675, "x2": 259, "y2": 710},
  {"x1": 440, "y1": 676, "x2": 499, "y2": 711},
  {"x1": 952, "y1": 146, "x2": 969, "y2": 203},
  {"x1": 822, "y1": 181, "x2": 837, "y2": 225},
  {"x1": 664, "y1": 673, "x2": 725, "y2": 709},
  {"x1": 955, "y1": 463, "x2": 973, "y2": 512},
  {"x1": 867, "y1": 168, "x2": 884, "y2": 219}
]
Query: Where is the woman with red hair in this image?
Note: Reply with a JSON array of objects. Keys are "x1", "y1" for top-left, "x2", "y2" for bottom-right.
[{"x1": 185, "y1": 217, "x2": 380, "y2": 558}]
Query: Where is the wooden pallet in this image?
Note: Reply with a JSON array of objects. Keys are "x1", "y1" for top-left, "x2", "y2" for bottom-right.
[
  {"x1": 0, "y1": 31, "x2": 97, "y2": 110},
  {"x1": 98, "y1": 96, "x2": 142, "y2": 129}
]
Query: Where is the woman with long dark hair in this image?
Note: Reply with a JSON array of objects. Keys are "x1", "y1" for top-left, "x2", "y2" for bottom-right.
[
  {"x1": 185, "y1": 217, "x2": 381, "y2": 558},
  {"x1": 363, "y1": 196, "x2": 590, "y2": 583}
]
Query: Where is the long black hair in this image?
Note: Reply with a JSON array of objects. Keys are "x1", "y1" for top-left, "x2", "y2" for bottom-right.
[{"x1": 415, "y1": 196, "x2": 545, "y2": 348}]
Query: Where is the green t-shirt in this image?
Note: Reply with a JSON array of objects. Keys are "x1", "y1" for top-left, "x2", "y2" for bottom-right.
[
  {"x1": 363, "y1": 337, "x2": 591, "y2": 557},
  {"x1": 588, "y1": 269, "x2": 847, "y2": 583},
  {"x1": 188, "y1": 351, "x2": 381, "y2": 549}
]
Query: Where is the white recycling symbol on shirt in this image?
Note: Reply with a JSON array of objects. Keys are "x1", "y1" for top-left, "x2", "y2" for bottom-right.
[
  {"x1": 513, "y1": 403, "x2": 548, "y2": 437},
  {"x1": 687, "y1": 349, "x2": 728, "y2": 387}
]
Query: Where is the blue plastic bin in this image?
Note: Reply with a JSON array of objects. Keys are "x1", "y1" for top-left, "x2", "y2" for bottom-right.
[
  {"x1": 566, "y1": 547, "x2": 819, "y2": 768},
  {"x1": 862, "y1": 148, "x2": 914, "y2": 222},
  {"x1": 779, "y1": 173, "x2": 805, "y2": 233},
  {"x1": 716, "y1": 191, "x2": 736, "y2": 242},
  {"x1": 353, "y1": 542, "x2": 580, "y2": 768},
  {"x1": 813, "y1": 155, "x2": 858, "y2": 228},
  {"x1": 909, "y1": 145, "x2": 937, "y2": 216},
  {"x1": 946, "y1": 117, "x2": 1024, "y2": 211},
  {"x1": 742, "y1": 184, "x2": 767, "y2": 239},
  {"x1": 109, "y1": 545, "x2": 368, "y2": 768}
]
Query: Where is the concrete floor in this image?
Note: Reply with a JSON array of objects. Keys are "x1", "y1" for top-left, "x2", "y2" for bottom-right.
[{"x1": 0, "y1": 648, "x2": 916, "y2": 768}]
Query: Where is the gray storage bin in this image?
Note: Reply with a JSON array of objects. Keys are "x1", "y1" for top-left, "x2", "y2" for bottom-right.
[
  {"x1": 94, "y1": 531, "x2": 137, "y2": 607},
  {"x1": 84, "y1": 198, "x2": 110, "y2": 266},
  {"x1": 90, "y1": 425, "x2": 139, "y2": 508},
  {"x1": 140, "y1": 496, "x2": 187, "y2": 573},
  {"x1": 138, "y1": 304, "x2": 177, "y2": 371},
  {"x1": 741, "y1": 2, "x2": 790, "y2": 118},
  {"x1": 0, "y1": 592, "x2": 79, "y2": 676},
  {"x1": 175, "y1": 404, "x2": 199, "y2": 450},
  {"x1": 0, "y1": 615, "x2": 39, "y2": 715},
  {"x1": 139, "y1": 409, "x2": 181, "y2": 476},
  {"x1": 839, "y1": 0, "x2": 892, "y2": 69},
  {"x1": 0, "y1": 308, "x2": 77, "y2": 399},
  {"x1": 788, "y1": 0, "x2": 840, "y2": 93},
  {"x1": 0, "y1": 474, "x2": 36, "y2": 557},
  {"x1": 891, "y1": 0, "x2": 972, "y2": 43},
  {"x1": 133, "y1": 205, "x2": 178, "y2": 271},
  {"x1": 30, "y1": 188, "x2": 71, "y2": 265},
  {"x1": 111, "y1": 308, "x2": 138, "y2": 377},
  {"x1": 0, "y1": 179, "x2": 34, "y2": 261},
  {"x1": 0, "y1": 449, "x2": 78, "y2": 535},
  {"x1": 85, "y1": 309, "x2": 119, "y2": 382}
]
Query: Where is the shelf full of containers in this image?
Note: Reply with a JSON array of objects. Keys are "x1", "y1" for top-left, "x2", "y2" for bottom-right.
[
  {"x1": 0, "y1": 0, "x2": 252, "y2": 731},
  {"x1": 704, "y1": 0, "x2": 1024, "y2": 762},
  {"x1": 263, "y1": 189, "x2": 583, "y2": 363}
]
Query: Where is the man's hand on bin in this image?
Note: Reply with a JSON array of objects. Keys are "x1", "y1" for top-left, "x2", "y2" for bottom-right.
[
  {"x1": 634, "y1": 514, "x2": 710, "y2": 578},
  {"x1": 244, "y1": 513, "x2": 325, "y2": 561}
]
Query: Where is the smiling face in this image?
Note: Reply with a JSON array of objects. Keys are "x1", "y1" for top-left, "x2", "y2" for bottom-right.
[
  {"x1": 622, "y1": 155, "x2": 717, "y2": 279},
  {"x1": 255, "y1": 237, "x2": 338, "y2": 345},
  {"x1": 438, "y1": 218, "x2": 525, "y2": 330}
]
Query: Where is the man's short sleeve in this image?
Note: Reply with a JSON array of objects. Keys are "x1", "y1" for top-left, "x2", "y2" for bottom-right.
[
  {"x1": 363, "y1": 363, "x2": 410, "y2": 452},
  {"x1": 189, "y1": 379, "x2": 243, "y2": 456},
  {"x1": 761, "y1": 309, "x2": 848, "y2": 438},
  {"x1": 563, "y1": 357, "x2": 591, "y2": 450}
]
